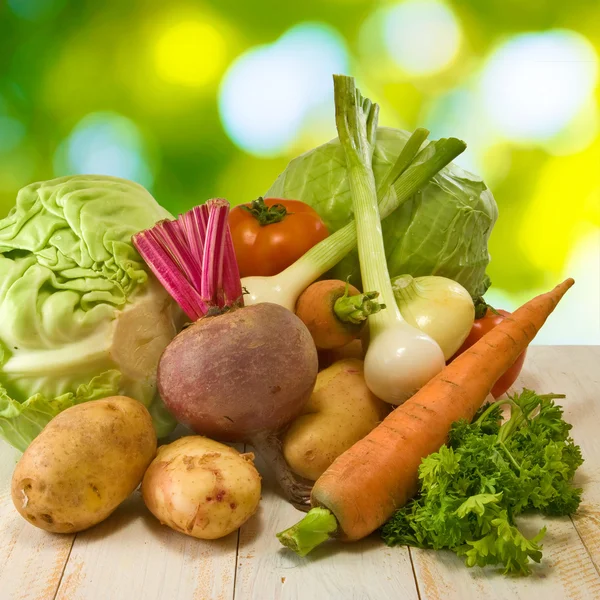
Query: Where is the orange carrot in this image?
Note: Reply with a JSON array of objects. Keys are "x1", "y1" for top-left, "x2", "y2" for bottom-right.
[
  {"x1": 278, "y1": 278, "x2": 574, "y2": 554},
  {"x1": 295, "y1": 280, "x2": 383, "y2": 350}
]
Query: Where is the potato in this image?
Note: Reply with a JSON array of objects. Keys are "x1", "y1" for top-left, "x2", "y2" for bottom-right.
[
  {"x1": 283, "y1": 359, "x2": 390, "y2": 481},
  {"x1": 11, "y1": 396, "x2": 157, "y2": 533},
  {"x1": 142, "y1": 436, "x2": 261, "y2": 540}
]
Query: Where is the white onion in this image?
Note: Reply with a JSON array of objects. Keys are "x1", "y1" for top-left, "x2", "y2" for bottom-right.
[{"x1": 392, "y1": 274, "x2": 475, "y2": 360}]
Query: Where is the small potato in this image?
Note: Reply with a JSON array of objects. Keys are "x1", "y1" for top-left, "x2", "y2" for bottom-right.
[
  {"x1": 11, "y1": 396, "x2": 157, "y2": 533},
  {"x1": 142, "y1": 436, "x2": 261, "y2": 540},
  {"x1": 283, "y1": 359, "x2": 390, "y2": 481}
]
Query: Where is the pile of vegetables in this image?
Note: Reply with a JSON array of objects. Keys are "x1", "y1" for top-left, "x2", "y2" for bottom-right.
[
  {"x1": 133, "y1": 198, "x2": 318, "y2": 506},
  {"x1": 0, "y1": 74, "x2": 585, "y2": 578},
  {"x1": 275, "y1": 77, "x2": 577, "y2": 560},
  {"x1": 240, "y1": 128, "x2": 467, "y2": 311}
]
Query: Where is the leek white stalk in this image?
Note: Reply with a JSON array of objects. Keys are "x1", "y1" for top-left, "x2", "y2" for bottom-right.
[
  {"x1": 242, "y1": 133, "x2": 467, "y2": 311},
  {"x1": 392, "y1": 274, "x2": 475, "y2": 360},
  {"x1": 334, "y1": 75, "x2": 445, "y2": 405}
]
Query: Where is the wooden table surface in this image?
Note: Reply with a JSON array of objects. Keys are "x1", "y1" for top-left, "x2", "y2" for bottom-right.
[{"x1": 1, "y1": 346, "x2": 599, "y2": 600}]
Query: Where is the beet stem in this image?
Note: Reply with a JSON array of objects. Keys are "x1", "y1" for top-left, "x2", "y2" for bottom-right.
[
  {"x1": 153, "y1": 219, "x2": 203, "y2": 291},
  {"x1": 223, "y1": 225, "x2": 244, "y2": 307},
  {"x1": 181, "y1": 204, "x2": 209, "y2": 281},
  {"x1": 132, "y1": 228, "x2": 207, "y2": 320},
  {"x1": 133, "y1": 199, "x2": 244, "y2": 318}
]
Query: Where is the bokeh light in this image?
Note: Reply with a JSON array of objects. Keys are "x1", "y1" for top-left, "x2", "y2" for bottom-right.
[
  {"x1": 518, "y1": 142, "x2": 600, "y2": 274},
  {"x1": 218, "y1": 23, "x2": 348, "y2": 156},
  {"x1": 7, "y1": 0, "x2": 66, "y2": 21},
  {"x1": 216, "y1": 154, "x2": 290, "y2": 206},
  {"x1": 486, "y1": 230, "x2": 600, "y2": 345},
  {"x1": 54, "y1": 112, "x2": 153, "y2": 188},
  {"x1": 154, "y1": 20, "x2": 227, "y2": 88},
  {"x1": 383, "y1": 0, "x2": 461, "y2": 76},
  {"x1": 480, "y1": 30, "x2": 598, "y2": 141},
  {"x1": 421, "y1": 86, "x2": 483, "y2": 172},
  {"x1": 0, "y1": 148, "x2": 36, "y2": 194},
  {"x1": 0, "y1": 117, "x2": 26, "y2": 153},
  {"x1": 0, "y1": 2, "x2": 599, "y2": 344},
  {"x1": 544, "y1": 99, "x2": 599, "y2": 156}
]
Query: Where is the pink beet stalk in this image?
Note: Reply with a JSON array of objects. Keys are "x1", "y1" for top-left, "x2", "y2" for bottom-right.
[
  {"x1": 133, "y1": 229, "x2": 207, "y2": 321},
  {"x1": 132, "y1": 198, "x2": 244, "y2": 321},
  {"x1": 201, "y1": 199, "x2": 229, "y2": 308},
  {"x1": 181, "y1": 204, "x2": 209, "y2": 274},
  {"x1": 152, "y1": 219, "x2": 202, "y2": 292},
  {"x1": 223, "y1": 227, "x2": 243, "y2": 307}
]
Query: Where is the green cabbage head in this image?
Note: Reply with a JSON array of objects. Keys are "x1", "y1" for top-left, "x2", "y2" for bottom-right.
[
  {"x1": 0, "y1": 175, "x2": 180, "y2": 451},
  {"x1": 266, "y1": 127, "x2": 498, "y2": 298}
]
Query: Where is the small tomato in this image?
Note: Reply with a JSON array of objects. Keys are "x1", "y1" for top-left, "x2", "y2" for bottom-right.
[
  {"x1": 229, "y1": 197, "x2": 329, "y2": 277},
  {"x1": 450, "y1": 307, "x2": 527, "y2": 398}
]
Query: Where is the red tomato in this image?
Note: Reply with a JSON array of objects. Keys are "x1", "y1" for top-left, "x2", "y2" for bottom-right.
[
  {"x1": 450, "y1": 308, "x2": 527, "y2": 398},
  {"x1": 229, "y1": 197, "x2": 329, "y2": 277}
]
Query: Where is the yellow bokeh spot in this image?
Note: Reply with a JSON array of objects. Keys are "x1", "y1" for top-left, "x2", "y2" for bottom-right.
[
  {"x1": 518, "y1": 141, "x2": 600, "y2": 273},
  {"x1": 216, "y1": 153, "x2": 290, "y2": 207},
  {"x1": 154, "y1": 20, "x2": 226, "y2": 87}
]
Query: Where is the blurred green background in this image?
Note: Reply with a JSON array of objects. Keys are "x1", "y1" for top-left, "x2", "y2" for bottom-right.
[{"x1": 0, "y1": 0, "x2": 598, "y2": 343}]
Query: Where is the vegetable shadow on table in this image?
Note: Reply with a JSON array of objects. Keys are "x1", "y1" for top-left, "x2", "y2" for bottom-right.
[{"x1": 71, "y1": 491, "x2": 157, "y2": 542}]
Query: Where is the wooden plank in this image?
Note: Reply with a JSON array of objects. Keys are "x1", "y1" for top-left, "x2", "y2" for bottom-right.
[
  {"x1": 54, "y1": 439, "x2": 241, "y2": 600},
  {"x1": 0, "y1": 440, "x2": 74, "y2": 600},
  {"x1": 234, "y1": 452, "x2": 420, "y2": 600},
  {"x1": 528, "y1": 346, "x2": 600, "y2": 573},
  {"x1": 54, "y1": 490, "x2": 238, "y2": 600},
  {"x1": 410, "y1": 345, "x2": 600, "y2": 599}
]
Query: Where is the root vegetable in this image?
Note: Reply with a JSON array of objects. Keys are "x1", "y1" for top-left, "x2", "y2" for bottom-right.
[
  {"x1": 11, "y1": 397, "x2": 156, "y2": 533},
  {"x1": 158, "y1": 302, "x2": 318, "y2": 442},
  {"x1": 142, "y1": 436, "x2": 261, "y2": 539},
  {"x1": 295, "y1": 280, "x2": 383, "y2": 350},
  {"x1": 283, "y1": 359, "x2": 389, "y2": 481},
  {"x1": 392, "y1": 274, "x2": 475, "y2": 360}
]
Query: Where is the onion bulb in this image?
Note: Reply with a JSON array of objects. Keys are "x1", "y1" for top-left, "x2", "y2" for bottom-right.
[{"x1": 391, "y1": 274, "x2": 475, "y2": 360}]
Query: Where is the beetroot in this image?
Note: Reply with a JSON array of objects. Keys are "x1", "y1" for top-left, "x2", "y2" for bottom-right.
[{"x1": 158, "y1": 302, "x2": 318, "y2": 442}]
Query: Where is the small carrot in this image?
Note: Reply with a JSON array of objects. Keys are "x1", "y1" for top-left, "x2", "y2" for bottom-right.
[
  {"x1": 278, "y1": 278, "x2": 574, "y2": 555},
  {"x1": 295, "y1": 279, "x2": 384, "y2": 350}
]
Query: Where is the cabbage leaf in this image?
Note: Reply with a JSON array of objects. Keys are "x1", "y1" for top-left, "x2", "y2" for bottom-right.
[{"x1": 267, "y1": 128, "x2": 498, "y2": 298}]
